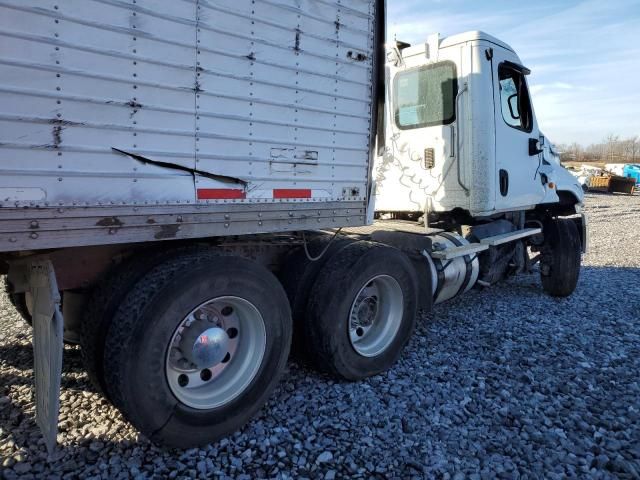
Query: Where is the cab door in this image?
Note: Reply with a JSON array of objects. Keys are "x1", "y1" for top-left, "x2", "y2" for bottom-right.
[
  {"x1": 375, "y1": 58, "x2": 459, "y2": 213},
  {"x1": 492, "y1": 51, "x2": 546, "y2": 211}
]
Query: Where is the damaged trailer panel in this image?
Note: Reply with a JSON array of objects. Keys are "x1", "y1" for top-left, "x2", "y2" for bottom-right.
[{"x1": 0, "y1": 0, "x2": 384, "y2": 252}]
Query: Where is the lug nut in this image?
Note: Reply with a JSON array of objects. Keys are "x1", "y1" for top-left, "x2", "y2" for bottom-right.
[{"x1": 227, "y1": 328, "x2": 238, "y2": 339}]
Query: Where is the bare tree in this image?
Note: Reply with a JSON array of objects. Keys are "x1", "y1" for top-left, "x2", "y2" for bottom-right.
[
  {"x1": 545, "y1": 135, "x2": 640, "y2": 164},
  {"x1": 624, "y1": 136, "x2": 639, "y2": 163},
  {"x1": 604, "y1": 134, "x2": 621, "y2": 163},
  {"x1": 570, "y1": 142, "x2": 584, "y2": 163}
]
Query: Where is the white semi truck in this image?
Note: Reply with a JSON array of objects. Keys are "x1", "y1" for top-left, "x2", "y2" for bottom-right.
[{"x1": 0, "y1": 1, "x2": 586, "y2": 450}]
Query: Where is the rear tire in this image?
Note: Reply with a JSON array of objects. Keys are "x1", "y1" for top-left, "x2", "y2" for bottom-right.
[
  {"x1": 304, "y1": 241, "x2": 418, "y2": 380},
  {"x1": 278, "y1": 235, "x2": 354, "y2": 360},
  {"x1": 4, "y1": 277, "x2": 78, "y2": 343},
  {"x1": 540, "y1": 218, "x2": 582, "y2": 297},
  {"x1": 80, "y1": 247, "x2": 205, "y2": 398},
  {"x1": 102, "y1": 252, "x2": 291, "y2": 448},
  {"x1": 4, "y1": 277, "x2": 32, "y2": 326}
]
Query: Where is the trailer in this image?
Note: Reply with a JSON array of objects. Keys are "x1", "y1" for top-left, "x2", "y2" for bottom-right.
[{"x1": 0, "y1": 3, "x2": 587, "y2": 450}]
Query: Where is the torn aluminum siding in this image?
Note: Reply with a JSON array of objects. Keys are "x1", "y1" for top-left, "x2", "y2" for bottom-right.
[{"x1": 0, "y1": 0, "x2": 378, "y2": 208}]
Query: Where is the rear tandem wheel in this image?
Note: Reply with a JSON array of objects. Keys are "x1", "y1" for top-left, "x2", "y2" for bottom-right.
[
  {"x1": 100, "y1": 252, "x2": 292, "y2": 448},
  {"x1": 303, "y1": 241, "x2": 419, "y2": 380}
]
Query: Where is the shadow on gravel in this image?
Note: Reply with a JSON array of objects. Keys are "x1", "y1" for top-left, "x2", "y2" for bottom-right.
[
  {"x1": 469, "y1": 265, "x2": 640, "y2": 304},
  {"x1": 0, "y1": 344, "x2": 95, "y2": 402},
  {"x1": 0, "y1": 343, "x2": 86, "y2": 374}
]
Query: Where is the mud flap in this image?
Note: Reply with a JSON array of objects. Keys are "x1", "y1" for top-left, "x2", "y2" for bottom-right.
[{"x1": 29, "y1": 261, "x2": 63, "y2": 453}]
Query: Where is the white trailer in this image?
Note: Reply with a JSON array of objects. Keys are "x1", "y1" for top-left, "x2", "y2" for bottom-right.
[{"x1": 0, "y1": 3, "x2": 586, "y2": 450}]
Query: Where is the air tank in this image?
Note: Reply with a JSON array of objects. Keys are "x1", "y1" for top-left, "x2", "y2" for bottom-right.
[{"x1": 424, "y1": 232, "x2": 480, "y2": 304}]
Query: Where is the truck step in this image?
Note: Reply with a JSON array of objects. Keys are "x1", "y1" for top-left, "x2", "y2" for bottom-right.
[
  {"x1": 430, "y1": 243, "x2": 489, "y2": 260},
  {"x1": 429, "y1": 227, "x2": 542, "y2": 260},
  {"x1": 479, "y1": 227, "x2": 542, "y2": 247}
]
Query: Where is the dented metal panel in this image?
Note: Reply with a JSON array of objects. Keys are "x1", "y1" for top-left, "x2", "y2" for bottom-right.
[
  {"x1": 0, "y1": 0, "x2": 381, "y2": 251},
  {"x1": 0, "y1": 201, "x2": 366, "y2": 252}
]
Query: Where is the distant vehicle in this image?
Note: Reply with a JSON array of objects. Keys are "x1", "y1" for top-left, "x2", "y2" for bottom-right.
[
  {"x1": 0, "y1": 2, "x2": 587, "y2": 451},
  {"x1": 624, "y1": 164, "x2": 640, "y2": 187}
]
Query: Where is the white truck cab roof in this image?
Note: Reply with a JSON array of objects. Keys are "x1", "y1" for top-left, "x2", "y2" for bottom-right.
[
  {"x1": 440, "y1": 30, "x2": 515, "y2": 52},
  {"x1": 398, "y1": 31, "x2": 516, "y2": 61}
]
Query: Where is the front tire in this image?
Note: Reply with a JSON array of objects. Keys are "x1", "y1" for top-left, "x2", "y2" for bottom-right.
[
  {"x1": 540, "y1": 218, "x2": 582, "y2": 297},
  {"x1": 102, "y1": 252, "x2": 292, "y2": 448},
  {"x1": 304, "y1": 242, "x2": 418, "y2": 380}
]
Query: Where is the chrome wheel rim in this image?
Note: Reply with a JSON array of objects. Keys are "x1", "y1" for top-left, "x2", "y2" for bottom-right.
[
  {"x1": 348, "y1": 275, "x2": 404, "y2": 357},
  {"x1": 165, "y1": 296, "x2": 266, "y2": 410}
]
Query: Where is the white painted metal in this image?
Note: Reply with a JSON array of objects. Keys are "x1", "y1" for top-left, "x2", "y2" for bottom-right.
[
  {"x1": 490, "y1": 45, "x2": 546, "y2": 211},
  {"x1": 538, "y1": 138, "x2": 585, "y2": 205},
  {"x1": 478, "y1": 227, "x2": 542, "y2": 247},
  {"x1": 374, "y1": 31, "x2": 584, "y2": 217},
  {"x1": 375, "y1": 38, "x2": 468, "y2": 214},
  {"x1": 0, "y1": 0, "x2": 379, "y2": 251},
  {"x1": 430, "y1": 242, "x2": 488, "y2": 260}
]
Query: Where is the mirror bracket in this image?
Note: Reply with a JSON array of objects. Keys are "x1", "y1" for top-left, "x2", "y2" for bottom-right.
[{"x1": 529, "y1": 138, "x2": 544, "y2": 156}]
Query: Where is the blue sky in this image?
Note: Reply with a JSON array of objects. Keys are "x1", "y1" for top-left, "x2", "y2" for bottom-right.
[{"x1": 387, "y1": 0, "x2": 640, "y2": 146}]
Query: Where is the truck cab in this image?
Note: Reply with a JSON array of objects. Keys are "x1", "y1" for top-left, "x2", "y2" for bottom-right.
[{"x1": 375, "y1": 31, "x2": 584, "y2": 220}]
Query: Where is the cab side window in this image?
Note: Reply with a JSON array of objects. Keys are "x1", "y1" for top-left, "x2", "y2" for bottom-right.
[
  {"x1": 394, "y1": 61, "x2": 457, "y2": 130},
  {"x1": 498, "y1": 64, "x2": 533, "y2": 132}
]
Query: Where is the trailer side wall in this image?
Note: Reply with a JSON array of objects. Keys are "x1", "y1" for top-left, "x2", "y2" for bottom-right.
[{"x1": 0, "y1": 0, "x2": 380, "y2": 252}]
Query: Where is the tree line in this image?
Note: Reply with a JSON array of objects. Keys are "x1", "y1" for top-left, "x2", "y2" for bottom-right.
[{"x1": 557, "y1": 135, "x2": 640, "y2": 164}]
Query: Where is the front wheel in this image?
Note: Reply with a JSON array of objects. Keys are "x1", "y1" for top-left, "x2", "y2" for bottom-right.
[
  {"x1": 102, "y1": 252, "x2": 292, "y2": 448},
  {"x1": 539, "y1": 217, "x2": 582, "y2": 297}
]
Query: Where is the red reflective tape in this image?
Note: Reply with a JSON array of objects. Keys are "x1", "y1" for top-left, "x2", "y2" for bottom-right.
[
  {"x1": 273, "y1": 189, "x2": 312, "y2": 199},
  {"x1": 197, "y1": 189, "x2": 246, "y2": 200}
]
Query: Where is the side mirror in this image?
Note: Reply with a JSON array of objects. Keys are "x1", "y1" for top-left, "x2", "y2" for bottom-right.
[
  {"x1": 529, "y1": 138, "x2": 544, "y2": 156},
  {"x1": 507, "y1": 94, "x2": 520, "y2": 120}
]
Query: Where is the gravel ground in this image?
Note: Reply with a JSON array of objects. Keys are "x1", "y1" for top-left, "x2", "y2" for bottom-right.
[{"x1": 1, "y1": 193, "x2": 639, "y2": 479}]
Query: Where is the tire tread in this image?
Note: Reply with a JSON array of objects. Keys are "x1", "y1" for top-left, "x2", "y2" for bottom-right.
[
  {"x1": 80, "y1": 246, "x2": 210, "y2": 397},
  {"x1": 103, "y1": 250, "x2": 223, "y2": 414},
  {"x1": 540, "y1": 218, "x2": 581, "y2": 297},
  {"x1": 305, "y1": 241, "x2": 417, "y2": 380}
]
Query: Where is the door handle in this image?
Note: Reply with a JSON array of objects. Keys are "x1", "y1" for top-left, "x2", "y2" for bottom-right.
[
  {"x1": 455, "y1": 82, "x2": 469, "y2": 192},
  {"x1": 450, "y1": 125, "x2": 455, "y2": 158},
  {"x1": 499, "y1": 169, "x2": 509, "y2": 197}
]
